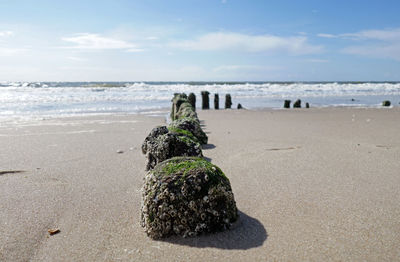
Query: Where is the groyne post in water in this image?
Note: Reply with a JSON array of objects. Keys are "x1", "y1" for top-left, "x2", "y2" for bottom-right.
[
  {"x1": 225, "y1": 94, "x2": 232, "y2": 109},
  {"x1": 214, "y1": 94, "x2": 219, "y2": 110},
  {"x1": 293, "y1": 99, "x2": 301, "y2": 108},
  {"x1": 188, "y1": 93, "x2": 196, "y2": 111},
  {"x1": 284, "y1": 100, "x2": 291, "y2": 108},
  {"x1": 201, "y1": 91, "x2": 210, "y2": 110}
]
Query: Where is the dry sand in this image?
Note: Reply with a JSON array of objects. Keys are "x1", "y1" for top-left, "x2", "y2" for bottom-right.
[{"x1": 0, "y1": 108, "x2": 399, "y2": 261}]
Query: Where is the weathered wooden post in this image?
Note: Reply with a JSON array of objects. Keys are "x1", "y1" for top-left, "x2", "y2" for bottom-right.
[
  {"x1": 305, "y1": 102, "x2": 310, "y2": 108},
  {"x1": 214, "y1": 94, "x2": 219, "y2": 110},
  {"x1": 293, "y1": 99, "x2": 301, "y2": 108},
  {"x1": 188, "y1": 93, "x2": 196, "y2": 111},
  {"x1": 284, "y1": 100, "x2": 291, "y2": 108},
  {"x1": 201, "y1": 91, "x2": 210, "y2": 109},
  {"x1": 225, "y1": 94, "x2": 232, "y2": 109}
]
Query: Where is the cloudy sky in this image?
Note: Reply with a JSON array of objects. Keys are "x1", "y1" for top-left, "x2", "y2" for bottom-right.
[{"x1": 0, "y1": 0, "x2": 399, "y2": 81}]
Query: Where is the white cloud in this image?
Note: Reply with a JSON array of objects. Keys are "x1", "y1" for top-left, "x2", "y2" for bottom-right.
[
  {"x1": 127, "y1": 48, "x2": 145, "y2": 52},
  {"x1": 61, "y1": 33, "x2": 142, "y2": 51},
  {"x1": 343, "y1": 44, "x2": 400, "y2": 61},
  {"x1": 341, "y1": 28, "x2": 400, "y2": 41},
  {"x1": 213, "y1": 65, "x2": 281, "y2": 72},
  {"x1": 67, "y1": 56, "x2": 87, "y2": 61},
  {"x1": 0, "y1": 31, "x2": 14, "y2": 37},
  {"x1": 317, "y1": 33, "x2": 336, "y2": 38},
  {"x1": 318, "y1": 28, "x2": 400, "y2": 41},
  {"x1": 305, "y1": 59, "x2": 329, "y2": 63},
  {"x1": 336, "y1": 28, "x2": 400, "y2": 61},
  {"x1": 0, "y1": 47, "x2": 27, "y2": 56},
  {"x1": 170, "y1": 32, "x2": 323, "y2": 55}
]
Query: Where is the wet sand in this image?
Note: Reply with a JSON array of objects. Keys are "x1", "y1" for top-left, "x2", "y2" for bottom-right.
[{"x1": 1, "y1": 108, "x2": 399, "y2": 261}]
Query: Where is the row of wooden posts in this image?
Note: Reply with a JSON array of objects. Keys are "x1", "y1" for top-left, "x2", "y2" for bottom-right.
[{"x1": 188, "y1": 91, "x2": 236, "y2": 110}]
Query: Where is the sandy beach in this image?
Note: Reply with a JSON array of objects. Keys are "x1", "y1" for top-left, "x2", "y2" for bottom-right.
[{"x1": 1, "y1": 108, "x2": 400, "y2": 261}]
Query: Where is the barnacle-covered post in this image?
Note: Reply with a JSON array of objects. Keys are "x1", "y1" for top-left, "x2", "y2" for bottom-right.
[
  {"x1": 141, "y1": 157, "x2": 238, "y2": 239},
  {"x1": 169, "y1": 117, "x2": 208, "y2": 145},
  {"x1": 142, "y1": 126, "x2": 203, "y2": 170},
  {"x1": 214, "y1": 94, "x2": 219, "y2": 110},
  {"x1": 175, "y1": 101, "x2": 198, "y2": 120},
  {"x1": 201, "y1": 91, "x2": 210, "y2": 110},
  {"x1": 171, "y1": 93, "x2": 188, "y2": 120},
  {"x1": 225, "y1": 94, "x2": 232, "y2": 109},
  {"x1": 188, "y1": 93, "x2": 196, "y2": 111}
]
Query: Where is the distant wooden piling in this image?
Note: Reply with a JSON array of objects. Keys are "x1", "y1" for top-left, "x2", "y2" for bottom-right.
[
  {"x1": 225, "y1": 94, "x2": 232, "y2": 109},
  {"x1": 214, "y1": 94, "x2": 219, "y2": 110},
  {"x1": 188, "y1": 93, "x2": 196, "y2": 111},
  {"x1": 201, "y1": 91, "x2": 210, "y2": 109},
  {"x1": 237, "y1": 103, "x2": 243, "y2": 109},
  {"x1": 382, "y1": 100, "x2": 391, "y2": 107},
  {"x1": 293, "y1": 99, "x2": 301, "y2": 108},
  {"x1": 284, "y1": 100, "x2": 291, "y2": 108},
  {"x1": 306, "y1": 102, "x2": 310, "y2": 108}
]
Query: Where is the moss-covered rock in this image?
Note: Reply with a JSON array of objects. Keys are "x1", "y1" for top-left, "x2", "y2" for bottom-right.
[
  {"x1": 169, "y1": 117, "x2": 208, "y2": 145},
  {"x1": 142, "y1": 126, "x2": 202, "y2": 170},
  {"x1": 168, "y1": 126, "x2": 201, "y2": 144},
  {"x1": 141, "y1": 157, "x2": 238, "y2": 239}
]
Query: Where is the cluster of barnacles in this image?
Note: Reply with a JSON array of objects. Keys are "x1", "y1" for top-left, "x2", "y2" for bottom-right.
[{"x1": 140, "y1": 157, "x2": 238, "y2": 239}]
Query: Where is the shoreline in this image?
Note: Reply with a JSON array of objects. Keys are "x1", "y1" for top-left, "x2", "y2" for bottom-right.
[{"x1": 1, "y1": 105, "x2": 399, "y2": 126}]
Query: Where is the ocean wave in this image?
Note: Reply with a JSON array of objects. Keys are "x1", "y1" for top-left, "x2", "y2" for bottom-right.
[{"x1": 0, "y1": 81, "x2": 399, "y2": 121}]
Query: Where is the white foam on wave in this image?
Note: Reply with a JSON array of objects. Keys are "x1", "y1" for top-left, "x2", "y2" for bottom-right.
[{"x1": 1, "y1": 81, "x2": 399, "y2": 122}]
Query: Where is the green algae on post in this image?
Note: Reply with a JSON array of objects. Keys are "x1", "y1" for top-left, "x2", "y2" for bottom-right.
[
  {"x1": 171, "y1": 93, "x2": 188, "y2": 121},
  {"x1": 169, "y1": 117, "x2": 208, "y2": 145},
  {"x1": 141, "y1": 157, "x2": 238, "y2": 239},
  {"x1": 142, "y1": 126, "x2": 203, "y2": 170}
]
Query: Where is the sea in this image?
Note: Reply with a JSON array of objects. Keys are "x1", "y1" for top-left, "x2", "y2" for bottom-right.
[{"x1": 1, "y1": 81, "x2": 399, "y2": 123}]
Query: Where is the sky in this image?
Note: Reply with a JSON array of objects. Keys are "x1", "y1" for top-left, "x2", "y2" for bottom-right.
[{"x1": 0, "y1": 0, "x2": 399, "y2": 81}]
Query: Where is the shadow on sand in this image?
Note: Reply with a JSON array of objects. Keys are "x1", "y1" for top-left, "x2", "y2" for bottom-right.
[
  {"x1": 203, "y1": 156, "x2": 213, "y2": 162},
  {"x1": 202, "y1": 144, "x2": 216, "y2": 150},
  {"x1": 160, "y1": 211, "x2": 267, "y2": 250}
]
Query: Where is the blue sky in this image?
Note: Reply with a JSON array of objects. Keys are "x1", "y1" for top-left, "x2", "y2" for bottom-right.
[{"x1": 0, "y1": 0, "x2": 399, "y2": 81}]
